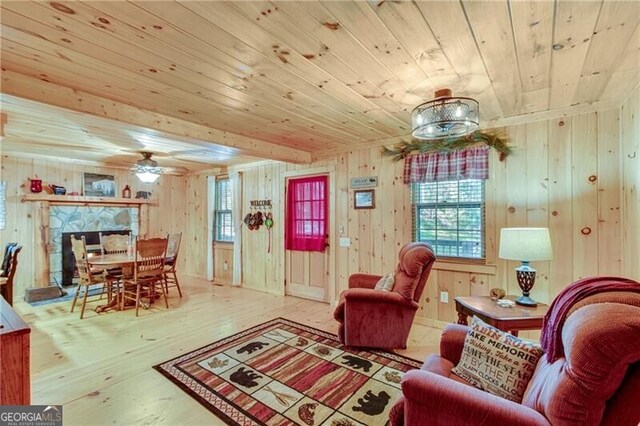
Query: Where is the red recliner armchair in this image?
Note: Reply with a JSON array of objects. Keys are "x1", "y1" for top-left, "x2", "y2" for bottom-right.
[
  {"x1": 389, "y1": 278, "x2": 640, "y2": 426},
  {"x1": 333, "y1": 242, "x2": 436, "y2": 349}
]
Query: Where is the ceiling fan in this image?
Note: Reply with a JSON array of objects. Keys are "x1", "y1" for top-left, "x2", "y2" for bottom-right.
[{"x1": 133, "y1": 152, "x2": 163, "y2": 183}]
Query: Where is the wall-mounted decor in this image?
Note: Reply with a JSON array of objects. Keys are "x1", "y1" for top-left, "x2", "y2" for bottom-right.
[
  {"x1": 350, "y1": 176, "x2": 378, "y2": 189},
  {"x1": 250, "y1": 199, "x2": 272, "y2": 208},
  {"x1": 382, "y1": 129, "x2": 512, "y2": 162},
  {"x1": 354, "y1": 189, "x2": 375, "y2": 209},
  {"x1": 83, "y1": 173, "x2": 116, "y2": 197}
]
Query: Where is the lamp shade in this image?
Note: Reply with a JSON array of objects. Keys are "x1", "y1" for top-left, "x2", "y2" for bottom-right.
[{"x1": 499, "y1": 228, "x2": 553, "y2": 261}]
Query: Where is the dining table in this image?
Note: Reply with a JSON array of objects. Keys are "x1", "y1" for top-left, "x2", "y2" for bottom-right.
[
  {"x1": 88, "y1": 253, "x2": 170, "y2": 313},
  {"x1": 88, "y1": 253, "x2": 136, "y2": 313}
]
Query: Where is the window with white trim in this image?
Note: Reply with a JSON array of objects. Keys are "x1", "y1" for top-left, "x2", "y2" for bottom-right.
[
  {"x1": 412, "y1": 178, "x2": 485, "y2": 259},
  {"x1": 214, "y1": 178, "x2": 234, "y2": 242}
]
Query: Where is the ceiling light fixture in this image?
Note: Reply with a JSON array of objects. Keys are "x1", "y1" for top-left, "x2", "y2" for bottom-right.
[
  {"x1": 134, "y1": 152, "x2": 162, "y2": 183},
  {"x1": 411, "y1": 88, "x2": 479, "y2": 139}
]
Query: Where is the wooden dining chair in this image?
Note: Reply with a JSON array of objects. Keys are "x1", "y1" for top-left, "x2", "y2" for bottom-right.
[
  {"x1": 121, "y1": 237, "x2": 169, "y2": 316},
  {"x1": 99, "y1": 232, "x2": 131, "y2": 282},
  {"x1": 70, "y1": 235, "x2": 113, "y2": 319},
  {"x1": 99, "y1": 233, "x2": 129, "y2": 255},
  {"x1": 0, "y1": 244, "x2": 22, "y2": 306},
  {"x1": 164, "y1": 232, "x2": 183, "y2": 297}
]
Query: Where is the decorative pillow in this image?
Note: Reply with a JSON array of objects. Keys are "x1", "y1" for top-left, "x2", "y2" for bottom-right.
[
  {"x1": 374, "y1": 273, "x2": 395, "y2": 291},
  {"x1": 451, "y1": 316, "x2": 543, "y2": 403}
]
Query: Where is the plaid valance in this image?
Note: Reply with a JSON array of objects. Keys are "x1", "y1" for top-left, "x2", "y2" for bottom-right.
[{"x1": 403, "y1": 145, "x2": 490, "y2": 183}]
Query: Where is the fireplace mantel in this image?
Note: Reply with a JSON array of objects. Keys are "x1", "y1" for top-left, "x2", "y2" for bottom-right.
[
  {"x1": 21, "y1": 194, "x2": 157, "y2": 206},
  {"x1": 22, "y1": 194, "x2": 155, "y2": 287}
]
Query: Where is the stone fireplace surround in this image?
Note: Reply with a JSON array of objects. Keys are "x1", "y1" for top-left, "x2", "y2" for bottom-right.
[{"x1": 50, "y1": 205, "x2": 138, "y2": 286}]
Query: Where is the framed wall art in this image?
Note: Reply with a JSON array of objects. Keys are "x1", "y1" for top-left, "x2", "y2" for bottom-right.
[
  {"x1": 83, "y1": 173, "x2": 116, "y2": 197},
  {"x1": 354, "y1": 189, "x2": 375, "y2": 209}
]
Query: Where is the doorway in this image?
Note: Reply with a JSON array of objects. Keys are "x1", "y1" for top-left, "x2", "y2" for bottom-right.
[{"x1": 284, "y1": 172, "x2": 332, "y2": 302}]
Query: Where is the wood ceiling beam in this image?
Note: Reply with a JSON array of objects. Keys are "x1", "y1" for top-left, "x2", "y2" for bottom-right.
[{"x1": 1, "y1": 71, "x2": 312, "y2": 164}]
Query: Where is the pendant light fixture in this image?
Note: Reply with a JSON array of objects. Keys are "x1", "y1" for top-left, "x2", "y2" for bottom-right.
[
  {"x1": 134, "y1": 152, "x2": 162, "y2": 183},
  {"x1": 411, "y1": 88, "x2": 479, "y2": 139}
]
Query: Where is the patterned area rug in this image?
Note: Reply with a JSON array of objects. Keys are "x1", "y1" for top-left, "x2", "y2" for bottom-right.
[{"x1": 153, "y1": 318, "x2": 421, "y2": 426}]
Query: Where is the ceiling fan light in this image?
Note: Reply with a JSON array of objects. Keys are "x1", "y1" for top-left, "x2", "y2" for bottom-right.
[
  {"x1": 135, "y1": 170, "x2": 160, "y2": 183},
  {"x1": 133, "y1": 152, "x2": 162, "y2": 183},
  {"x1": 411, "y1": 89, "x2": 479, "y2": 140}
]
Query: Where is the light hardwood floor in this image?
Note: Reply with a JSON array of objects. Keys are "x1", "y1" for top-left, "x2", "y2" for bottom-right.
[{"x1": 13, "y1": 276, "x2": 442, "y2": 425}]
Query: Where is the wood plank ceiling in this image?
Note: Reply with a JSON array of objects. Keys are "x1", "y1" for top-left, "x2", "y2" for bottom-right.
[{"x1": 1, "y1": 1, "x2": 638, "y2": 171}]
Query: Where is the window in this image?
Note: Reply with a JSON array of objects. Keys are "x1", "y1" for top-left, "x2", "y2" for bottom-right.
[
  {"x1": 412, "y1": 179, "x2": 485, "y2": 259},
  {"x1": 285, "y1": 175, "x2": 328, "y2": 252},
  {"x1": 214, "y1": 178, "x2": 234, "y2": 242}
]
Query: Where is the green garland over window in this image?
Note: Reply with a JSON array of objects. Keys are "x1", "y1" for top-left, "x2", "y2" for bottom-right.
[{"x1": 381, "y1": 130, "x2": 513, "y2": 162}]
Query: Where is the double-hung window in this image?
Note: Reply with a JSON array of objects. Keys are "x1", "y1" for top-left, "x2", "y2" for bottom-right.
[
  {"x1": 412, "y1": 178, "x2": 485, "y2": 260},
  {"x1": 214, "y1": 178, "x2": 234, "y2": 242}
]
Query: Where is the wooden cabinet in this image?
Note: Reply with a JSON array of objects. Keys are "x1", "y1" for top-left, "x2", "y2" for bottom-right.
[{"x1": 0, "y1": 296, "x2": 30, "y2": 404}]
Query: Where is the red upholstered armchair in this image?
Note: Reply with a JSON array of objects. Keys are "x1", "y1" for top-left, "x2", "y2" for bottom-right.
[
  {"x1": 333, "y1": 242, "x2": 436, "y2": 349},
  {"x1": 389, "y1": 287, "x2": 640, "y2": 426}
]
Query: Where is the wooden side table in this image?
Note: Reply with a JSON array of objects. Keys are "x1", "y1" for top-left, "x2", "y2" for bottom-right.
[{"x1": 454, "y1": 295, "x2": 548, "y2": 336}]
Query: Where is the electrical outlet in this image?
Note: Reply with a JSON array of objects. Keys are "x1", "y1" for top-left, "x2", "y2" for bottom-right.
[
  {"x1": 339, "y1": 237, "x2": 351, "y2": 247},
  {"x1": 440, "y1": 291, "x2": 449, "y2": 303}
]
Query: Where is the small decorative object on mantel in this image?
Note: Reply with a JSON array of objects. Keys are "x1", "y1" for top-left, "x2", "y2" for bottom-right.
[
  {"x1": 49, "y1": 184, "x2": 66, "y2": 195},
  {"x1": 122, "y1": 185, "x2": 131, "y2": 199},
  {"x1": 381, "y1": 130, "x2": 513, "y2": 162},
  {"x1": 29, "y1": 178, "x2": 43, "y2": 194},
  {"x1": 135, "y1": 191, "x2": 151, "y2": 199}
]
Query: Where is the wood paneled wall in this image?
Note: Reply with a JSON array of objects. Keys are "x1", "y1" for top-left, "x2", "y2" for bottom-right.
[
  {"x1": 3, "y1": 87, "x2": 638, "y2": 320},
  {"x1": 215, "y1": 93, "x2": 639, "y2": 325},
  {"x1": 213, "y1": 243, "x2": 233, "y2": 284},
  {"x1": 621, "y1": 87, "x2": 640, "y2": 279},
  {"x1": 0, "y1": 156, "x2": 189, "y2": 300}
]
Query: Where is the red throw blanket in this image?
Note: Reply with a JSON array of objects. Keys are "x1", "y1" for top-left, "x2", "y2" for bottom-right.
[{"x1": 541, "y1": 276, "x2": 640, "y2": 362}]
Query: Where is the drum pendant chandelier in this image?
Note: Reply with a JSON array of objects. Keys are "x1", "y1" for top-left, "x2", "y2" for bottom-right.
[{"x1": 411, "y1": 88, "x2": 479, "y2": 139}]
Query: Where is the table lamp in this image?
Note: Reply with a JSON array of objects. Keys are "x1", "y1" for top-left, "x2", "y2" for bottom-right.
[{"x1": 498, "y1": 228, "x2": 553, "y2": 306}]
